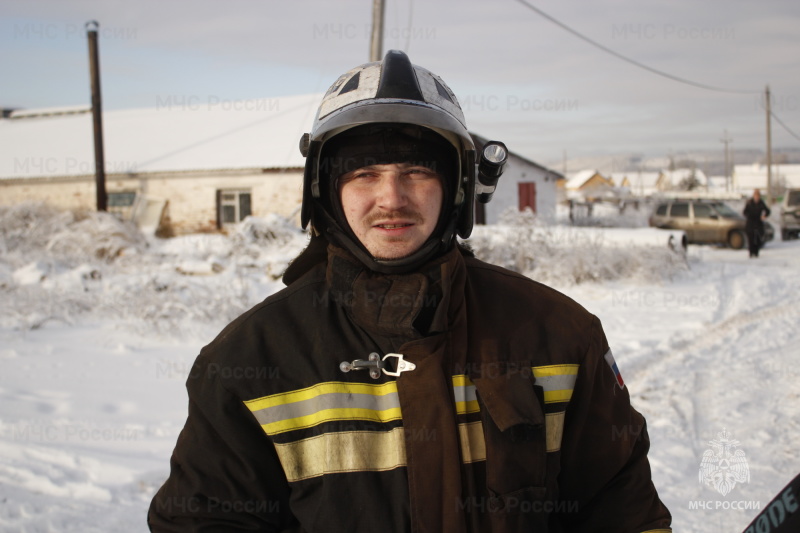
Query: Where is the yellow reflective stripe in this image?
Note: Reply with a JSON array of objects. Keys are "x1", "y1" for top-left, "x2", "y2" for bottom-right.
[
  {"x1": 246, "y1": 364, "x2": 578, "y2": 437},
  {"x1": 244, "y1": 381, "x2": 402, "y2": 435},
  {"x1": 452, "y1": 374, "x2": 480, "y2": 415},
  {"x1": 263, "y1": 407, "x2": 403, "y2": 435},
  {"x1": 533, "y1": 364, "x2": 579, "y2": 404},
  {"x1": 457, "y1": 414, "x2": 564, "y2": 460},
  {"x1": 458, "y1": 421, "x2": 486, "y2": 463},
  {"x1": 274, "y1": 428, "x2": 407, "y2": 482},
  {"x1": 544, "y1": 389, "x2": 573, "y2": 404},
  {"x1": 532, "y1": 364, "x2": 580, "y2": 378},
  {"x1": 244, "y1": 381, "x2": 398, "y2": 412},
  {"x1": 452, "y1": 374, "x2": 471, "y2": 387},
  {"x1": 456, "y1": 400, "x2": 481, "y2": 415}
]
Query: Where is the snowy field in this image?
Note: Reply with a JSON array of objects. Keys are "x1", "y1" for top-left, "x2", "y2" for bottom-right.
[{"x1": 1, "y1": 205, "x2": 799, "y2": 532}]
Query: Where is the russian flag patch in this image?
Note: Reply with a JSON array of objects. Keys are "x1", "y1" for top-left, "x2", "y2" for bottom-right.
[{"x1": 604, "y1": 349, "x2": 625, "y2": 388}]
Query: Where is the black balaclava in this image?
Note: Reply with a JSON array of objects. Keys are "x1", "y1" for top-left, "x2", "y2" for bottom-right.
[{"x1": 314, "y1": 123, "x2": 461, "y2": 274}]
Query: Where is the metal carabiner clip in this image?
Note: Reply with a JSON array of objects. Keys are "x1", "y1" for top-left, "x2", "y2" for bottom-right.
[
  {"x1": 380, "y1": 353, "x2": 416, "y2": 377},
  {"x1": 339, "y1": 352, "x2": 416, "y2": 379}
]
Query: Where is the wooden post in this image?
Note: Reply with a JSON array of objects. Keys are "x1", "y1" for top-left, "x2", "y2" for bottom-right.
[
  {"x1": 720, "y1": 129, "x2": 732, "y2": 192},
  {"x1": 86, "y1": 20, "x2": 107, "y2": 211},
  {"x1": 369, "y1": 0, "x2": 385, "y2": 61},
  {"x1": 765, "y1": 85, "x2": 773, "y2": 204}
]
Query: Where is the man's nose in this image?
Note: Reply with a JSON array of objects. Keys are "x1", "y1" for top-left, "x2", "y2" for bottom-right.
[{"x1": 376, "y1": 173, "x2": 408, "y2": 210}]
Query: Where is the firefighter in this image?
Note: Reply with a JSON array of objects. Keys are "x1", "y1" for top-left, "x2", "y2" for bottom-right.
[{"x1": 149, "y1": 50, "x2": 672, "y2": 533}]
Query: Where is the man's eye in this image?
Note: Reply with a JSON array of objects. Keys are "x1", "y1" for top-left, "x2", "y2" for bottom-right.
[{"x1": 405, "y1": 168, "x2": 434, "y2": 176}]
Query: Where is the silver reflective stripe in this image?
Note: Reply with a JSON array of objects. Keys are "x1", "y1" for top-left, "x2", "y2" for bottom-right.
[
  {"x1": 452, "y1": 375, "x2": 479, "y2": 415},
  {"x1": 535, "y1": 373, "x2": 578, "y2": 393},
  {"x1": 318, "y1": 65, "x2": 381, "y2": 119},
  {"x1": 250, "y1": 390, "x2": 401, "y2": 427},
  {"x1": 453, "y1": 382, "x2": 477, "y2": 404}
]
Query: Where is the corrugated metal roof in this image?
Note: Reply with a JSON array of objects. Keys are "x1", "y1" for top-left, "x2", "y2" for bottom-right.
[{"x1": 0, "y1": 94, "x2": 321, "y2": 179}]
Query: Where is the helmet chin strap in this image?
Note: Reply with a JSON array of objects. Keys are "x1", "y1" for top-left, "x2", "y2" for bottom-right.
[{"x1": 318, "y1": 207, "x2": 459, "y2": 275}]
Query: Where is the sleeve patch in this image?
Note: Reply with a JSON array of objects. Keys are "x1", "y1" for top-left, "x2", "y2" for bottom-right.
[{"x1": 604, "y1": 349, "x2": 625, "y2": 389}]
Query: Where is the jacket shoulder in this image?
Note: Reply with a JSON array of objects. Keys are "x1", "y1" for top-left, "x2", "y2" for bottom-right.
[
  {"x1": 461, "y1": 254, "x2": 604, "y2": 368},
  {"x1": 463, "y1": 254, "x2": 593, "y2": 320},
  {"x1": 199, "y1": 262, "x2": 327, "y2": 361}
]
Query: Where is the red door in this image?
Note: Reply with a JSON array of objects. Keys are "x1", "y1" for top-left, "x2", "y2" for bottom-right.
[{"x1": 518, "y1": 182, "x2": 537, "y2": 213}]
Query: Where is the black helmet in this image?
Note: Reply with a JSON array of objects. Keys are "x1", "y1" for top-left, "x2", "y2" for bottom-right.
[{"x1": 298, "y1": 50, "x2": 479, "y2": 273}]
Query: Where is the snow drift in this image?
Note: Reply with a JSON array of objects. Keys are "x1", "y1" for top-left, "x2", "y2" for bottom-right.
[
  {"x1": 1, "y1": 203, "x2": 799, "y2": 533},
  {"x1": 0, "y1": 204, "x2": 688, "y2": 333}
]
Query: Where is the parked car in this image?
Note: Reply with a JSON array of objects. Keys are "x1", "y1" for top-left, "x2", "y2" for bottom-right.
[
  {"x1": 648, "y1": 199, "x2": 774, "y2": 249},
  {"x1": 780, "y1": 189, "x2": 800, "y2": 240}
]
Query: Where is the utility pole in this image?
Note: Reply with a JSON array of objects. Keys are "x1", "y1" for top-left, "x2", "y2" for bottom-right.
[
  {"x1": 720, "y1": 129, "x2": 732, "y2": 192},
  {"x1": 765, "y1": 85, "x2": 773, "y2": 204},
  {"x1": 369, "y1": 0, "x2": 385, "y2": 62},
  {"x1": 86, "y1": 21, "x2": 107, "y2": 211}
]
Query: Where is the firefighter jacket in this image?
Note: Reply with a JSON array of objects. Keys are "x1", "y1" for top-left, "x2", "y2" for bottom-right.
[{"x1": 148, "y1": 241, "x2": 672, "y2": 532}]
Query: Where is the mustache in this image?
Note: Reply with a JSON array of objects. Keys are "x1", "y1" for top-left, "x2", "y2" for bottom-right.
[{"x1": 364, "y1": 208, "x2": 425, "y2": 227}]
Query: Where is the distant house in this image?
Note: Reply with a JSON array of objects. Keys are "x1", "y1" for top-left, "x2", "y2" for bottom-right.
[
  {"x1": 470, "y1": 133, "x2": 561, "y2": 224},
  {"x1": 0, "y1": 98, "x2": 560, "y2": 234},
  {"x1": 564, "y1": 169, "x2": 615, "y2": 201},
  {"x1": 608, "y1": 171, "x2": 661, "y2": 197}
]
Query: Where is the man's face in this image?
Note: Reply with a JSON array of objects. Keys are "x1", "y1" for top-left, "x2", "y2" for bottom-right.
[
  {"x1": 753, "y1": 189, "x2": 761, "y2": 201},
  {"x1": 338, "y1": 162, "x2": 443, "y2": 260}
]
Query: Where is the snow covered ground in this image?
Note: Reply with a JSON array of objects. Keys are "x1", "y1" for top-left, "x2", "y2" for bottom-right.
[{"x1": 1, "y1": 206, "x2": 798, "y2": 532}]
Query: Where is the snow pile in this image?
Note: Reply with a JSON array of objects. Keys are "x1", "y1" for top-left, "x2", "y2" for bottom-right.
[
  {"x1": 0, "y1": 204, "x2": 307, "y2": 333},
  {"x1": 1, "y1": 205, "x2": 689, "y2": 333},
  {"x1": 466, "y1": 210, "x2": 688, "y2": 285},
  {"x1": 0, "y1": 202, "x2": 146, "y2": 268},
  {"x1": 1, "y1": 203, "x2": 799, "y2": 533}
]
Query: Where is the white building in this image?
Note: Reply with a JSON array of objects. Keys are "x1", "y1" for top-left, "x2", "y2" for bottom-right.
[
  {"x1": 470, "y1": 134, "x2": 560, "y2": 224},
  {"x1": 733, "y1": 163, "x2": 800, "y2": 194},
  {"x1": 1, "y1": 95, "x2": 318, "y2": 234},
  {"x1": 1, "y1": 97, "x2": 560, "y2": 234}
]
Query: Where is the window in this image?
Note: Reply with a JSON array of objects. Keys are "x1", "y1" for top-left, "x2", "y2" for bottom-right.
[
  {"x1": 108, "y1": 191, "x2": 137, "y2": 207},
  {"x1": 712, "y1": 202, "x2": 738, "y2": 217},
  {"x1": 656, "y1": 204, "x2": 668, "y2": 216},
  {"x1": 217, "y1": 189, "x2": 252, "y2": 228},
  {"x1": 693, "y1": 203, "x2": 713, "y2": 218},
  {"x1": 107, "y1": 191, "x2": 138, "y2": 220},
  {"x1": 670, "y1": 203, "x2": 689, "y2": 217}
]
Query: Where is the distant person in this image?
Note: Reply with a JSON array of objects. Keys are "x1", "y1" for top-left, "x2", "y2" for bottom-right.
[{"x1": 743, "y1": 189, "x2": 771, "y2": 258}]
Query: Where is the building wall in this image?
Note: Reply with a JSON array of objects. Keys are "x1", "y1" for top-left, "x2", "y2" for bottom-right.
[
  {"x1": 483, "y1": 154, "x2": 558, "y2": 224},
  {"x1": 0, "y1": 169, "x2": 304, "y2": 234}
]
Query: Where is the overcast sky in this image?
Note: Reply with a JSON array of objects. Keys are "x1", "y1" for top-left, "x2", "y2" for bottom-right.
[{"x1": 2, "y1": 0, "x2": 799, "y2": 164}]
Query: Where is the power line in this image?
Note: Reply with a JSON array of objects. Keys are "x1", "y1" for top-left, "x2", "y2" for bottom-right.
[
  {"x1": 516, "y1": 1, "x2": 800, "y2": 145},
  {"x1": 771, "y1": 110, "x2": 800, "y2": 143},
  {"x1": 757, "y1": 98, "x2": 800, "y2": 144},
  {"x1": 514, "y1": 0, "x2": 760, "y2": 95}
]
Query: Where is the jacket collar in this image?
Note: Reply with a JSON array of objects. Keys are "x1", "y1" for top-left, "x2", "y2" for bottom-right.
[{"x1": 325, "y1": 244, "x2": 465, "y2": 339}]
